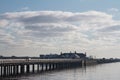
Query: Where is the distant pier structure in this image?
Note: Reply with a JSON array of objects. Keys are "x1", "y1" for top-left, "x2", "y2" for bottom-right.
[
  {"x1": 0, "y1": 59, "x2": 84, "y2": 77},
  {"x1": 0, "y1": 51, "x2": 87, "y2": 77}
]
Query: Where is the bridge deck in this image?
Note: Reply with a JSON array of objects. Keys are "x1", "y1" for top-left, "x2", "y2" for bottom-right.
[{"x1": 0, "y1": 59, "x2": 82, "y2": 65}]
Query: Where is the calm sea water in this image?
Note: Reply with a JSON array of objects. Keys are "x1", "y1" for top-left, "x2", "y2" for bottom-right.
[{"x1": 4, "y1": 62, "x2": 120, "y2": 80}]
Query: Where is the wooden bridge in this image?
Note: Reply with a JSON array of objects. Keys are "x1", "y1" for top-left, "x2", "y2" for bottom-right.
[{"x1": 0, "y1": 59, "x2": 85, "y2": 77}]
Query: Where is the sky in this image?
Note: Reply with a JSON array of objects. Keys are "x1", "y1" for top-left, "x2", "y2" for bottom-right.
[{"x1": 0, "y1": 0, "x2": 120, "y2": 58}]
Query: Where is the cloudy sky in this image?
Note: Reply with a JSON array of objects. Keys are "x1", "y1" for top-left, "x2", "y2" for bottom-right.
[{"x1": 0, "y1": 0, "x2": 120, "y2": 58}]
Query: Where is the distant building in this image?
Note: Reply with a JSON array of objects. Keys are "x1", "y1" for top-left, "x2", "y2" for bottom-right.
[
  {"x1": 76, "y1": 53, "x2": 86, "y2": 59},
  {"x1": 60, "y1": 51, "x2": 86, "y2": 59},
  {"x1": 60, "y1": 53, "x2": 79, "y2": 59},
  {"x1": 40, "y1": 54, "x2": 60, "y2": 59},
  {"x1": 40, "y1": 51, "x2": 86, "y2": 59}
]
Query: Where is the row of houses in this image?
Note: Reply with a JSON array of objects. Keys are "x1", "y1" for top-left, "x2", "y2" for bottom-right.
[{"x1": 40, "y1": 51, "x2": 86, "y2": 59}]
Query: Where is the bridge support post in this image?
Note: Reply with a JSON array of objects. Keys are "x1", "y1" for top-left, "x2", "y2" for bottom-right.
[
  {"x1": 45, "y1": 64, "x2": 48, "y2": 71},
  {"x1": 52, "y1": 64, "x2": 55, "y2": 70},
  {"x1": 9, "y1": 65, "x2": 12, "y2": 76},
  {"x1": 10, "y1": 65, "x2": 13, "y2": 75},
  {"x1": 8, "y1": 65, "x2": 10, "y2": 76},
  {"x1": 83, "y1": 60, "x2": 86, "y2": 66},
  {"x1": 20, "y1": 65, "x2": 24, "y2": 74},
  {"x1": 37, "y1": 64, "x2": 39, "y2": 72},
  {"x1": 6, "y1": 66, "x2": 9, "y2": 76},
  {"x1": 0, "y1": 66, "x2": 3, "y2": 77},
  {"x1": 32, "y1": 64, "x2": 35, "y2": 73},
  {"x1": 3, "y1": 65, "x2": 7, "y2": 77},
  {"x1": 26, "y1": 65, "x2": 30, "y2": 73},
  {"x1": 41, "y1": 63, "x2": 43, "y2": 71},
  {"x1": 16, "y1": 65, "x2": 19, "y2": 74},
  {"x1": 49, "y1": 64, "x2": 52, "y2": 70}
]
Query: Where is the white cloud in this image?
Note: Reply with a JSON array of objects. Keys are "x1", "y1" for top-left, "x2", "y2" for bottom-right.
[
  {"x1": 0, "y1": 10, "x2": 120, "y2": 57},
  {"x1": 108, "y1": 8, "x2": 119, "y2": 12}
]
